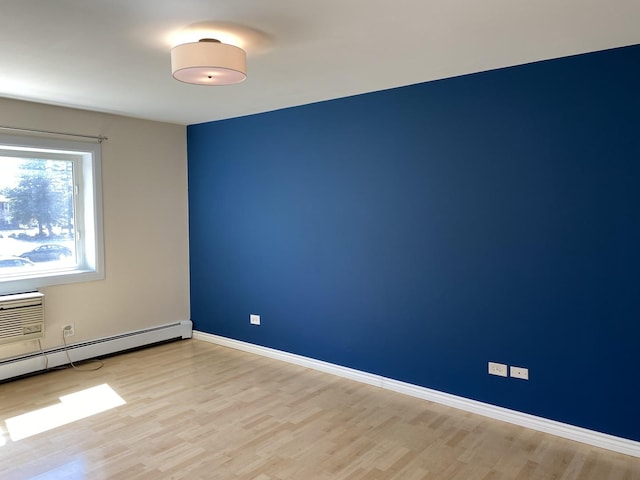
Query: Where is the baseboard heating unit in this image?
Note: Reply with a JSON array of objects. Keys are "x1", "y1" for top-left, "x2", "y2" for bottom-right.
[{"x1": 0, "y1": 320, "x2": 192, "y2": 382}]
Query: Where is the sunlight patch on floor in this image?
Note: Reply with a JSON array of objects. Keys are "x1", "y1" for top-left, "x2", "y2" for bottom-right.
[{"x1": 4, "y1": 384, "x2": 125, "y2": 442}]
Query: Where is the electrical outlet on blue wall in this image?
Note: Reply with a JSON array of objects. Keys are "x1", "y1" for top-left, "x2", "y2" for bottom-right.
[{"x1": 488, "y1": 362, "x2": 508, "y2": 377}]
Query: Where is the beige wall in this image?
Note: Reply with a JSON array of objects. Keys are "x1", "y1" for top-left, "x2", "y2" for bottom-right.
[{"x1": 0, "y1": 97, "x2": 190, "y2": 358}]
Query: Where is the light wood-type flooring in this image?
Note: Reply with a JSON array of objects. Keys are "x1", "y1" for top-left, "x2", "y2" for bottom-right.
[{"x1": 0, "y1": 339, "x2": 638, "y2": 479}]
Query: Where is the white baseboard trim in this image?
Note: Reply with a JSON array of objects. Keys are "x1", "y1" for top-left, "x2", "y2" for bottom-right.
[
  {"x1": 0, "y1": 320, "x2": 192, "y2": 382},
  {"x1": 193, "y1": 331, "x2": 640, "y2": 458}
]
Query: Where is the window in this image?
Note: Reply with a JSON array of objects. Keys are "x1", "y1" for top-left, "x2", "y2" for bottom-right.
[{"x1": 0, "y1": 134, "x2": 104, "y2": 294}]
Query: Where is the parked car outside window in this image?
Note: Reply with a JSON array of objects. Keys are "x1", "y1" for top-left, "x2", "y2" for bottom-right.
[
  {"x1": 19, "y1": 244, "x2": 73, "y2": 262},
  {"x1": 0, "y1": 256, "x2": 35, "y2": 270}
]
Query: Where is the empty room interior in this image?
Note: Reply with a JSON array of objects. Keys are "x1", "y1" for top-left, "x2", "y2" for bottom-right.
[{"x1": 0, "y1": 1, "x2": 639, "y2": 479}]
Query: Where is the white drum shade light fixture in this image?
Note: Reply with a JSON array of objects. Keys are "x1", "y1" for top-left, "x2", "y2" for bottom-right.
[{"x1": 171, "y1": 38, "x2": 246, "y2": 85}]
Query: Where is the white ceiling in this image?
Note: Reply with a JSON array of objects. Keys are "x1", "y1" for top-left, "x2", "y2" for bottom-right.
[{"x1": 1, "y1": 0, "x2": 639, "y2": 126}]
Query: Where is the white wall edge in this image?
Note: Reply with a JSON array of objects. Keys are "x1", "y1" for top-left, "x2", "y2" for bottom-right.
[{"x1": 193, "y1": 331, "x2": 640, "y2": 458}]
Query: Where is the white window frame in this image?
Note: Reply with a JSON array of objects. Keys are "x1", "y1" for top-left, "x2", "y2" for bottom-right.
[{"x1": 0, "y1": 133, "x2": 104, "y2": 294}]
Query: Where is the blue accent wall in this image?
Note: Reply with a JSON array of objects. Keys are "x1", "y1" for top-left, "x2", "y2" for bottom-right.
[{"x1": 188, "y1": 44, "x2": 640, "y2": 441}]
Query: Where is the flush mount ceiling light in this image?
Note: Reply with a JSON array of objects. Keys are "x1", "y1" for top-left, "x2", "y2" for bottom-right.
[{"x1": 171, "y1": 38, "x2": 246, "y2": 85}]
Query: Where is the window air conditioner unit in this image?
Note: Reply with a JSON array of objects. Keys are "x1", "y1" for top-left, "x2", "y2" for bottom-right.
[{"x1": 0, "y1": 292, "x2": 45, "y2": 346}]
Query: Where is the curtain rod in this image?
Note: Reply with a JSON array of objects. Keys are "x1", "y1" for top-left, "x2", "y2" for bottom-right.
[{"x1": 0, "y1": 125, "x2": 108, "y2": 143}]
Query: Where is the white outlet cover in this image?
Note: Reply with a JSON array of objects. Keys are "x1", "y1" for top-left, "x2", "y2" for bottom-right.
[
  {"x1": 488, "y1": 362, "x2": 508, "y2": 377},
  {"x1": 250, "y1": 314, "x2": 260, "y2": 325},
  {"x1": 510, "y1": 366, "x2": 529, "y2": 380}
]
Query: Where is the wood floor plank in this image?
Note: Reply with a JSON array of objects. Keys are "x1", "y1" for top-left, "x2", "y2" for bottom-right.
[{"x1": 0, "y1": 339, "x2": 638, "y2": 479}]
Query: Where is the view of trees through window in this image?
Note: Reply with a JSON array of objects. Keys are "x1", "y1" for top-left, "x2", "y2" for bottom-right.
[{"x1": 0, "y1": 156, "x2": 76, "y2": 275}]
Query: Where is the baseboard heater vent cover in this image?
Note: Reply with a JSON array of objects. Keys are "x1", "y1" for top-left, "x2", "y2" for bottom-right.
[{"x1": 0, "y1": 319, "x2": 192, "y2": 382}]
